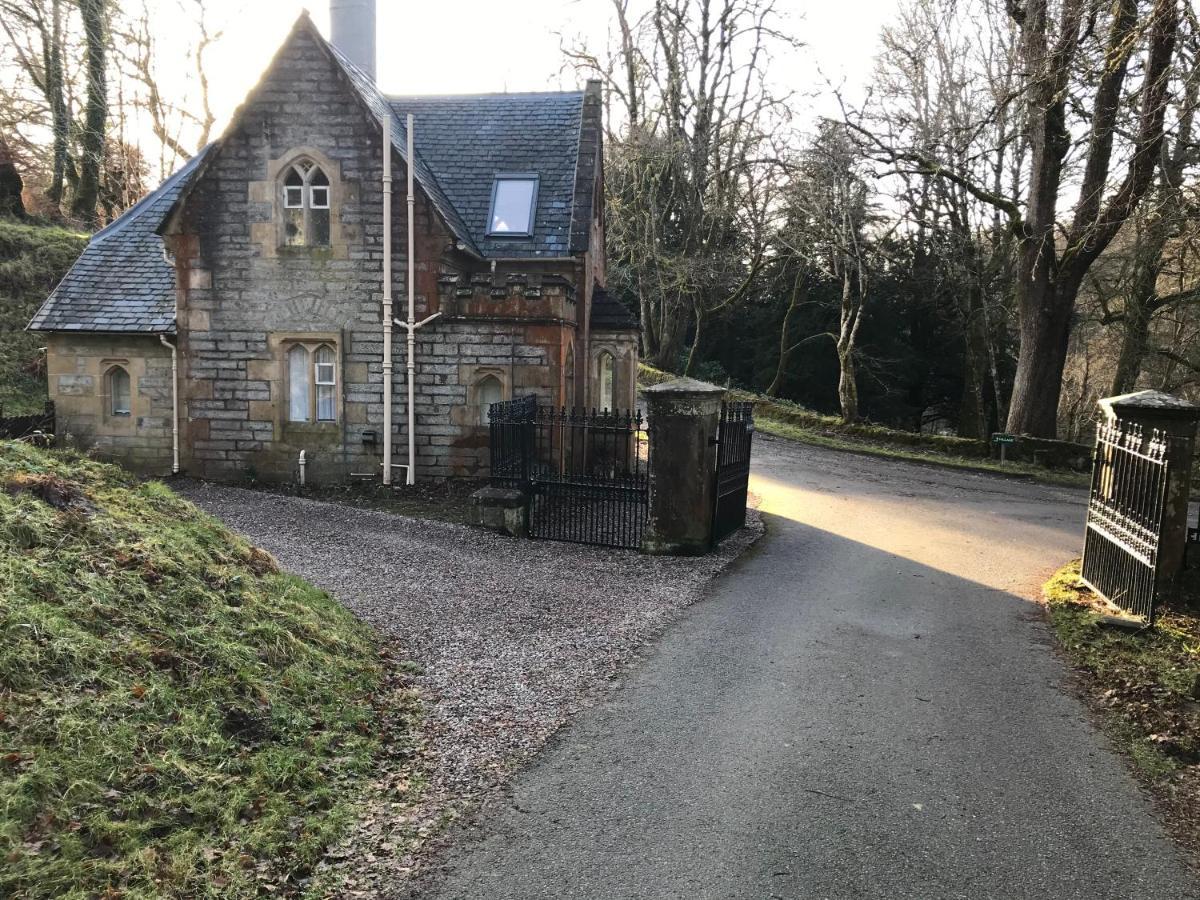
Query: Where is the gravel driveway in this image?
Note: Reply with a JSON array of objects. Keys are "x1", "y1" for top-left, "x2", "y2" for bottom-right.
[{"x1": 177, "y1": 482, "x2": 761, "y2": 894}]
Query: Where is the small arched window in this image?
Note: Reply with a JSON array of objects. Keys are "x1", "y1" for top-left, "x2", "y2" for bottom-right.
[
  {"x1": 287, "y1": 342, "x2": 339, "y2": 423},
  {"x1": 282, "y1": 158, "x2": 331, "y2": 247},
  {"x1": 107, "y1": 366, "x2": 131, "y2": 417},
  {"x1": 477, "y1": 375, "x2": 504, "y2": 425},
  {"x1": 598, "y1": 351, "x2": 615, "y2": 412},
  {"x1": 564, "y1": 343, "x2": 576, "y2": 409}
]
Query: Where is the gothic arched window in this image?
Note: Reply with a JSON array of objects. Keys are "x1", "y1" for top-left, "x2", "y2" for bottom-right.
[
  {"x1": 282, "y1": 159, "x2": 331, "y2": 247},
  {"x1": 597, "y1": 351, "x2": 615, "y2": 411}
]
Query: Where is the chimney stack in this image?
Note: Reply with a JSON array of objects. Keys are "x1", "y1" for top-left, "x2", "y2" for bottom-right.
[{"x1": 330, "y1": 0, "x2": 377, "y2": 81}]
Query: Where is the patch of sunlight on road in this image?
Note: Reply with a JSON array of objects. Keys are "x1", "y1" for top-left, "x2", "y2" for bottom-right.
[{"x1": 750, "y1": 472, "x2": 1080, "y2": 594}]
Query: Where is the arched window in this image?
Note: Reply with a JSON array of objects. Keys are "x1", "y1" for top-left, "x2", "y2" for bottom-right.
[
  {"x1": 286, "y1": 342, "x2": 340, "y2": 423},
  {"x1": 282, "y1": 158, "x2": 331, "y2": 247},
  {"x1": 564, "y1": 343, "x2": 576, "y2": 409},
  {"x1": 477, "y1": 375, "x2": 504, "y2": 425},
  {"x1": 314, "y1": 345, "x2": 336, "y2": 422},
  {"x1": 107, "y1": 366, "x2": 131, "y2": 417},
  {"x1": 598, "y1": 351, "x2": 615, "y2": 412}
]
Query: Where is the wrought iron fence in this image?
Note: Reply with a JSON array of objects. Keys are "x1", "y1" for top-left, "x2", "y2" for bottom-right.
[
  {"x1": 489, "y1": 397, "x2": 649, "y2": 549},
  {"x1": 712, "y1": 401, "x2": 754, "y2": 546},
  {"x1": 1081, "y1": 418, "x2": 1172, "y2": 622},
  {"x1": 0, "y1": 401, "x2": 55, "y2": 440}
]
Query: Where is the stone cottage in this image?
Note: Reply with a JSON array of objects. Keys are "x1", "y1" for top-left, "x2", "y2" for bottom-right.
[{"x1": 29, "y1": 3, "x2": 639, "y2": 482}]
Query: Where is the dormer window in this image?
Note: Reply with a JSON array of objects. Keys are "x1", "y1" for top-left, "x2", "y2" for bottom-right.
[
  {"x1": 282, "y1": 159, "x2": 331, "y2": 247},
  {"x1": 487, "y1": 174, "x2": 538, "y2": 236}
]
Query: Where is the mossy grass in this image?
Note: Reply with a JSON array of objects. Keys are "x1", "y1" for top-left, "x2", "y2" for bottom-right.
[
  {"x1": 0, "y1": 219, "x2": 88, "y2": 414},
  {"x1": 638, "y1": 363, "x2": 1090, "y2": 488},
  {"x1": 1043, "y1": 560, "x2": 1200, "y2": 780},
  {"x1": 0, "y1": 440, "x2": 411, "y2": 898}
]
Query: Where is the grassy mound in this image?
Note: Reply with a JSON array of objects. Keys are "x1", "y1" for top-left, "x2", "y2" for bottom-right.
[
  {"x1": 0, "y1": 441, "x2": 406, "y2": 898},
  {"x1": 0, "y1": 219, "x2": 87, "y2": 414}
]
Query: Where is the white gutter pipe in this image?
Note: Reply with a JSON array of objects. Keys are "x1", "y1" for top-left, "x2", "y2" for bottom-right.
[
  {"x1": 381, "y1": 115, "x2": 394, "y2": 485},
  {"x1": 158, "y1": 334, "x2": 180, "y2": 475},
  {"x1": 298, "y1": 449, "x2": 307, "y2": 487}
]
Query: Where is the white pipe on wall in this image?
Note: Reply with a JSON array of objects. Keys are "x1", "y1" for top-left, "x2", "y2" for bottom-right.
[
  {"x1": 158, "y1": 334, "x2": 180, "y2": 475},
  {"x1": 381, "y1": 115, "x2": 394, "y2": 485},
  {"x1": 405, "y1": 113, "x2": 417, "y2": 485}
]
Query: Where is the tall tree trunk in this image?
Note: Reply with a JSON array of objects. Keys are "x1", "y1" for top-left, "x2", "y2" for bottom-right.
[
  {"x1": 1110, "y1": 289, "x2": 1153, "y2": 396},
  {"x1": 836, "y1": 266, "x2": 862, "y2": 423},
  {"x1": 70, "y1": 0, "x2": 107, "y2": 226},
  {"x1": 766, "y1": 273, "x2": 804, "y2": 397},
  {"x1": 46, "y1": 0, "x2": 69, "y2": 206}
]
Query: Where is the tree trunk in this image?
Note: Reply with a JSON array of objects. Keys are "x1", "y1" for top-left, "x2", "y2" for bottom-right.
[
  {"x1": 837, "y1": 347, "x2": 859, "y2": 423},
  {"x1": 766, "y1": 274, "x2": 804, "y2": 397},
  {"x1": 45, "y1": 0, "x2": 69, "y2": 206},
  {"x1": 1005, "y1": 275, "x2": 1074, "y2": 436},
  {"x1": 836, "y1": 267, "x2": 862, "y2": 423},
  {"x1": 1110, "y1": 294, "x2": 1153, "y2": 396},
  {"x1": 70, "y1": 0, "x2": 107, "y2": 226}
]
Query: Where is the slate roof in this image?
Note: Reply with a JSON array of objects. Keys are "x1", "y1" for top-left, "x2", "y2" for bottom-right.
[
  {"x1": 590, "y1": 286, "x2": 638, "y2": 331},
  {"x1": 28, "y1": 148, "x2": 213, "y2": 334},
  {"x1": 30, "y1": 15, "x2": 601, "y2": 333},
  {"x1": 388, "y1": 92, "x2": 586, "y2": 259}
]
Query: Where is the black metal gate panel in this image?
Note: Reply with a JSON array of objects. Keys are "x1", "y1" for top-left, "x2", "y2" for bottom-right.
[
  {"x1": 490, "y1": 399, "x2": 648, "y2": 550},
  {"x1": 712, "y1": 401, "x2": 754, "y2": 546},
  {"x1": 1081, "y1": 419, "x2": 1171, "y2": 621}
]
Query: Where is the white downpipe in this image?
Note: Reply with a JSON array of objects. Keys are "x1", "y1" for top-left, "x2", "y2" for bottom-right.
[
  {"x1": 158, "y1": 334, "x2": 180, "y2": 475},
  {"x1": 298, "y1": 450, "x2": 307, "y2": 487},
  {"x1": 381, "y1": 115, "x2": 394, "y2": 485},
  {"x1": 405, "y1": 113, "x2": 416, "y2": 485}
]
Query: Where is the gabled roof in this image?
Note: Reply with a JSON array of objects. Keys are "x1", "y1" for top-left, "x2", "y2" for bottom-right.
[
  {"x1": 30, "y1": 13, "x2": 603, "y2": 334},
  {"x1": 589, "y1": 286, "x2": 639, "y2": 331},
  {"x1": 28, "y1": 148, "x2": 213, "y2": 334},
  {"x1": 388, "y1": 92, "x2": 587, "y2": 259}
]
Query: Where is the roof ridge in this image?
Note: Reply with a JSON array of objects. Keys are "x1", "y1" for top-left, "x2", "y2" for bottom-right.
[{"x1": 386, "y1": 90, "x2": 585, "y2": 100}]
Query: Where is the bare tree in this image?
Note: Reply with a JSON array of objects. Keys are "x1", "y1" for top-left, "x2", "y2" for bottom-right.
[
  {"x1": 564, "y1": 0, "x2": 798, "y2": 371},
  {"x1": 69, "y1": 0, "x2": 107, "y2": 225},
  {"x1": 849, "y1": 0, "x2": 1186, "y2": 437}
]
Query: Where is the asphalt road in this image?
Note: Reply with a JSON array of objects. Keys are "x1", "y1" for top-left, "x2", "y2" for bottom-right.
[{"x1": 414, "y1": 437, "x2": 1199, "y2": 899}]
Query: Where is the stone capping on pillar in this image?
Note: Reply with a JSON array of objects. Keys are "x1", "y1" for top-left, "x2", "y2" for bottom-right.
[
  {"x1": 641, "y1": 376, "x2": 727, "y2": 556},
  {"x1": 1096, "y1": 389, "x2": 1200, "y2": 606}
]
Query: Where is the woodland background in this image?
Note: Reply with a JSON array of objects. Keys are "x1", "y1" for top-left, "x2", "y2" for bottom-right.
[{"x1": 2, "y1": 0, "x2": 1198, "y2": 440}]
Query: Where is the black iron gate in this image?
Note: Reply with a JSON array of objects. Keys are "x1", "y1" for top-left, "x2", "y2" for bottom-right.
[
  {"x1": 1081, "y1": 418, "x2": 1172, "y2": 621},
  {"x1": 712, "y1": 401, "x2": 754, "y2": 546},
  {"x1": 489, "y1": 397, "x2": 649, "y2": 550}
]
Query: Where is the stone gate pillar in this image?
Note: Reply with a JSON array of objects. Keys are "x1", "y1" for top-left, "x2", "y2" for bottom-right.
[
  {"x1": 641, "y1": 377, "x2": 725, "y2": 555},
  {"x1": 1098, "y1": 390, "x2": 1200, "y2": 595}
]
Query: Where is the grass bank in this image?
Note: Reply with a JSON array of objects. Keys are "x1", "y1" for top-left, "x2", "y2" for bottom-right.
[
  {"x1": 1043, "y1": 562, "x2": 1200, "y2": 859},
  {"x1": 0, "y1": 441, "x2": 416, "y2": 898},
  {"x1": 638, "y1": 364, "x2": 1090, "y2": 488},
  {"x1": 0, "y1": 220, "x2": 87, "y2": 414}
]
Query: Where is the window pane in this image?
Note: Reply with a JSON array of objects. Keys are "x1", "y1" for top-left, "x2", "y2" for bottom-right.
[
  {"x1": 284, "y1": 167, "x2": 303, "y2": 186},
  {"x1": 317, "y1": 384, "x2": 335, "y2": 422},
  {"x1": 600, "y1": 354, "x2": 614, "y2": 411},
  {"x1": 110, "y1": 368, "x2": 131, "y2": 416},
  {"x1": 314, "y1": 347, "x2": 336, "y2": 422},
  {"x1": 285, "y1": 207, "x2": 305, "y2": 246},
  {"x1": 310, "y1": 186, "x2": 330, "y2": 209},
  {"x1": 310, "y1": 168, "x2": 329, "y2": 186},
  {"x1": 478, "y1": 376, "x2": 503, "y2": 424},
  {"x1": 284, "y1": 185, "x2": 304, "y2": 208},
  {"x1": 288, "y1": 345, "x2": 309, "y2": 421},
  {"x1": 311, "y1": 208, "x2": 330, "y2": 246},
  {"x1": 489, "y1": 178, "x2": 536, "y2": 234}
]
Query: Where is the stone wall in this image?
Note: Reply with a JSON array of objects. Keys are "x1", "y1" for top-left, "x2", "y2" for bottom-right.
[
  {"x1": 46, "y1": 333, "x2": 175, "y2": 473},
  {"x1": 169, "y1": 26, "x2": 457, "y2": 483}
]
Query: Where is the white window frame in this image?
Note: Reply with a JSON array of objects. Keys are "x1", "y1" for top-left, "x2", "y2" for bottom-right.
[{"x1": 285, "y1": 341, "x2": 339, "y2": 424}]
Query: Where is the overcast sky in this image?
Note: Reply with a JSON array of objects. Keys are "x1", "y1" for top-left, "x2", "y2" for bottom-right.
[{"x1": 160, "y1": 0, "x2": 899, "y2": 152}]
